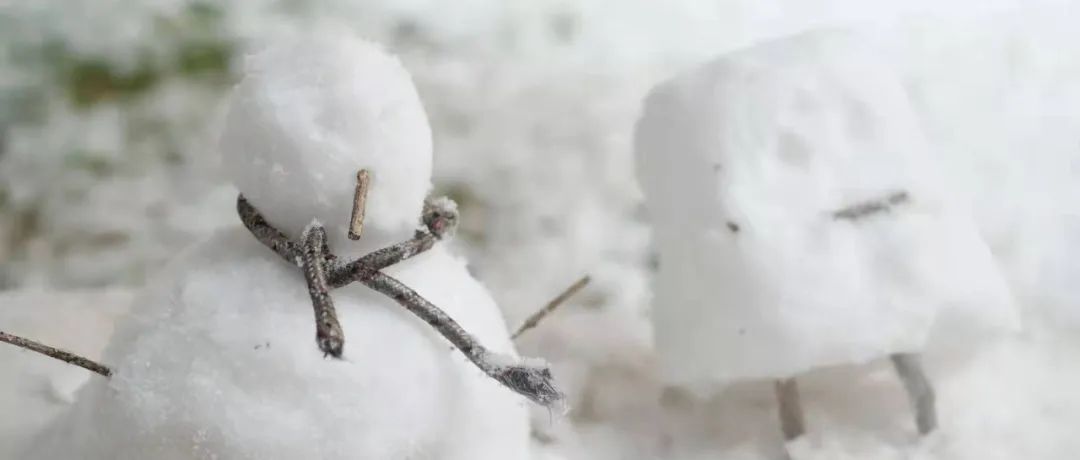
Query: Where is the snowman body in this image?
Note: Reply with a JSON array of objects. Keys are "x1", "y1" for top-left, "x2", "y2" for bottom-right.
[
  {"x1": 25, "y1": 230, "x2": 528, "y2": 460},
  {"x1": 635, "y1": 30, "x2": 1018, "y2": 385},
  {"x1": 24, "y1": 31, "x2": 530, "y2": 459}
]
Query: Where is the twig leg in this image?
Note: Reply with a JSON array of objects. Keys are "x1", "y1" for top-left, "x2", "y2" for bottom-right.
[
  {"x1": 302, "y1": 222, "x2": 345, "y2": 358},
  {"x1": 891, "y1": 352, "x2": 937, "y2": 435},
  {"x1": 775, "y1": 378, "x2": 806, "y2": 441}
]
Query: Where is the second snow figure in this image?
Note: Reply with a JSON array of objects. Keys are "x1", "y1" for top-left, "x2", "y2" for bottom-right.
[
  {"x1": 634, "y1": 29, "x2": 1018, "y2": 443},
  {"x1": 24, "y1": 32, "x2": 548, "y2": 460}
]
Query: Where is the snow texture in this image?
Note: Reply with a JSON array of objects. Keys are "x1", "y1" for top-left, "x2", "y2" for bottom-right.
[
  {"x1": 635, "y1": 29, "x2": 1019, "y2": 385},
  {"x1": 22, "y1": 31, "x2": 529, "y2": 460},
  {"x1": 219, "y1": 29, "x2": 433, "y2": 257},
  {"x1": 0, "y1": 289, "x2": 132, "y2": 460}
]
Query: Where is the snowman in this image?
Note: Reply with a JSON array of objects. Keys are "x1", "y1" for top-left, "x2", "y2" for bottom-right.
[
  {"x1": 634, "y1": 29, "x2": 1018, "y2": 441},
  {"x1": 21, "y1": 31, "x2": 558, "y2": 459}
]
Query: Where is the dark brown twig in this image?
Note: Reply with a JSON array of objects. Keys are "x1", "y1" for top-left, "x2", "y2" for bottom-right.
[
  {"x1": 237, "y1": 196, "x2": 564, "y2": 408},
  {"x1": 328, "y1": 198, "x2": 458, "y2": 287},
  {"x1": 302, "y1": 222, "x2": 345, "y2": 358},
  {"x1": 832, "y1": 190, "x2": 909, "y2": 221},
  {"x1": 1, "y1": 330, "x2": 112, "y2": 377},
  {"x1": 238, "y1": 195, "x2": 303, "y2": 264},
  {"x1": 512, "y1": 276, "x2": 591, "y2": 340}
]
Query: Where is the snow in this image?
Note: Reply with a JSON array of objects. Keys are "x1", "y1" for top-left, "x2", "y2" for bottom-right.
[
  {"x1": 635, "y1": 29, "x2": 1018, "y2": 385},
  {"x1": 18, "y1": 32, "x2": 530, "y2": 459},
  {"x1": 220, "y1": 29, "x2": 433, "y2": 256},
  {"x1": 3, "y1": 1, "x2": 1080, "y2": 459},
  {"x1": 22, "y1": 235, "x2": 528, "y2": 460},
  {"x1": 0, "y1": 289, "x2": 132, "y2": 460}
]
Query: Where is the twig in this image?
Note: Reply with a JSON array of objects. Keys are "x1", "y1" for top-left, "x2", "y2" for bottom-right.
[
  {"x1": 348, "y1": 169, "x2": 371, "y2": 241},
  {"x1": 328, "y1": 198, "x2": 458, "y2": 288},
  {"x1": 359, "y1": 269, "x2": 564, "y2": 407},
  {"x1": 302, "y1": 222, "x2": 345, "y2": 358},
  {"x1": 512, "y1": 276, "x2": 591, "y2": 340},
  {"x1": 891, "y1": 353, "x2": 937, "y2": 435},
  {"x1": 832, "y1": 190, "x2": 909, "y2": 221},
  {"x1": 238, "y1": 195, "x2": 302, "y2": 264},
  {"x1": 1, "y1": 330, "x2": 112, "y2": 377},
  {"x1": 774, "y1": 378, "x2": 806, "y2": 441},
  {"x1": 237, "y1": 198, "x2": 564, "y2": 408}
]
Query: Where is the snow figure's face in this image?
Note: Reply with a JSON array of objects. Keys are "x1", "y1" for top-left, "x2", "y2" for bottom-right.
[{"x1": 219, "y1": 33, "x2": 433, "y2": 249}]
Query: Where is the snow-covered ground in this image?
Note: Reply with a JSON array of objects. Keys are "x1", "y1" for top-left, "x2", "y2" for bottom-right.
[
  {"x1": 5, "y1": 291, "x2": 1080, "y2": 459},
  {"x1": 3, "y1": 1, "x2": 1080, "y2": 459}
]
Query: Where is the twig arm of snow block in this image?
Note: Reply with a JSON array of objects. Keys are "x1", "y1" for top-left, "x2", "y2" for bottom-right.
[
  {"x1": 0, "y1": 330, "x2": 112, "y2": 377},
  {"x1": 238, "y1": 195, "x2": 303, "y2": 265},
  {"x1": 891, "y1": 353, "x2": 937, "y2": 435},
  {"x1": 359, "y1": 269, "x2": 564, "y2": 408},
  {"x1": 302, "y1": 222, "x2": 346, "y2": 358},
  {"x1": 832, "y1": 191, "x2": 910, "y2": 221}
]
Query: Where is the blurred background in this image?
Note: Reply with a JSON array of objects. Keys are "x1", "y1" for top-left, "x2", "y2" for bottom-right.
[{"x1": 3, "y1": 1, "x2": 1080, "y2": 458}]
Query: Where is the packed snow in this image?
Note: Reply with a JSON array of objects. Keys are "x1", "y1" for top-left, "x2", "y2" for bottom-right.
[
  {"x1": 635, "y1": 29, "x2": 1018, "y2": 385},
  {"x1": 19, "y1": 33, "x2": 529, "y2": 460},
  {"x1": 3, "y1": 1, "x2": 1080, "y2": 459},
  {"x1": 220, "y1": 29, "x2": 434, "y2": 256}
]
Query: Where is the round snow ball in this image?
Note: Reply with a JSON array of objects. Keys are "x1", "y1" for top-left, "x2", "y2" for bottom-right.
[{"x1": 219, "y1": 31, "x2": 433, "y2": 242}]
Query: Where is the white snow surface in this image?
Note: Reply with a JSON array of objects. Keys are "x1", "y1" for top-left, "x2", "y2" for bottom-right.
[
  {"x1": 21, "y1": 231, "x2": 529, "y2": 460},
  {"x1": 220, "y1": 30, "x2": 433, "y2": 256},
  {"x1": 0, "y1": 289, "x2": 132, "y2": 460},
  {"x1": 635, "y1": 29, "x2": 1018, "y2": 385}
]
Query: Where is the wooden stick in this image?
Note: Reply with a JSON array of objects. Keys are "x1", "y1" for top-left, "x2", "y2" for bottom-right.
[
  {"x1": 512, "y1": 276, "x2": 591, "y2": 340},
  {"x1": 891, "y1": 353, "x2": 938, "y2": 435},
  {"x1": 302, "y1": 222, "x2": 345, "y2": 358},
  {"x1": 348, "y1": 169, "x2": 371, "y2": 240},
  {"x1": 1, "y1": 330, "x2": 112, "y2": 377},
  {"x1": 775, "y1": 378, "x2": 806, "y2": 441}
]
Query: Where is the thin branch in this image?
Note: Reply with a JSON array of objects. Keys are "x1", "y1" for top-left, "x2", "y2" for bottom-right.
[
  {"x1": 891, "y1": 353, "x2": 937, "y2": 435},
  {"x1": 1, "y1": 330, "x2": 112, "y2": 377},
  {"x1": 237, "y1": 197, "x2": 563, "y2": 408},
  {"x1": 358, "y1": 269, "x2": 564, "y2": 408},
  {"x1": 238, "y1": 195, "x2": 302, "y2": 265},
  {"x1": 328, "y1": 197, "x2": 459, "y2": 288},
  {"x1": 348, "y1": 169, "x2": 371, "y2": 241},
  {"x1": 832, "y1": 190, "x2": 910, "y2": 221},
  {"x1": 302, "y1": 222, "x2": 345, "y2": 358},
  {"x1": 512, "y1": 275, "x2": 591, "y2": 340}
]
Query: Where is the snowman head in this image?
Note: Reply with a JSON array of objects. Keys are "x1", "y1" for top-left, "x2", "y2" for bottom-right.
[{"x1": 219, "y1": 31, "x2": 432, "y2": 251}]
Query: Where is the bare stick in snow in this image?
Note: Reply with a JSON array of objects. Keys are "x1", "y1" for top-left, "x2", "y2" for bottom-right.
[
  {"x1": 512, "y1": 275, "x2": 591, "y2": 340},
  {"x1": 832, "y1": 190, "x2": 910, "y2": 221},
  {"x1": 1, "y1": 330, "x2": 112, "y2": 377},
  {"x1": 774, "y1": 378, "x2": 806, "y2": 441},
  {"x1": 302, "y1": 222, "x2": 345, "y2": 358},
  {"x1": 891, "y1": 353, "x2": 937, "y2": 435},
  {"x1": 348, "y1": 169, "x2": 371, "y2": 240}
]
